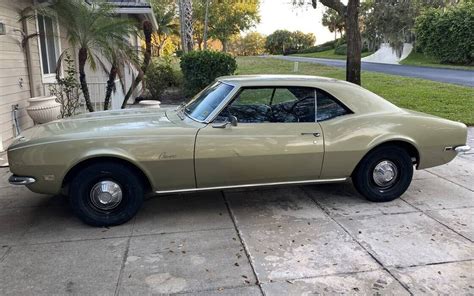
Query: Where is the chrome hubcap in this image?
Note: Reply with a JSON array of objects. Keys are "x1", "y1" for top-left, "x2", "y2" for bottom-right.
[
  {"x1": 90, "y1": 181, "x2": 123, "y2": 211},
  {"x1": 373, "y1": 160, "x2": 398, "y2": 188}
]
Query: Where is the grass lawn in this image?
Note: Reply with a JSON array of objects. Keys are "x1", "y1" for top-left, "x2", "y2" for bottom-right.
[
  {"x1": 400, "y1": 52, "x2": 474, "y2": 71},
  {"x1": 236, "y1": 56, "x2": 474, "y2": 125},
  {"x1": 292, "y1": 49, "x2": 374, "y2": 60}
]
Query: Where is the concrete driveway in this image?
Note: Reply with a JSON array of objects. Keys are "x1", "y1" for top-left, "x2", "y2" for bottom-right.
[
  {"x1": 0, "y1": 139, "x2": 473, "y2": 295},
  {"x1": 266, "y1": 56, "x2": 474, "y2": 87}
]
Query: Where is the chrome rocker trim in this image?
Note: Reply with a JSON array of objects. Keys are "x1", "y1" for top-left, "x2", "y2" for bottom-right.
[
  {"x1": 9, "y1": 175, "x2": 36, "y2": 185},
  {"x1": 455, "y1": 145, "x2": 471, "y2": 154},
  {"x1": 156, "y1": 178, "x2": 348, "y2": 194}
]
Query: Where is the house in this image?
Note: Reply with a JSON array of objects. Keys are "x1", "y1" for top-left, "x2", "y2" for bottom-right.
[{"x1": 0, "y1": 0, "x2": 157, "y2": 151}]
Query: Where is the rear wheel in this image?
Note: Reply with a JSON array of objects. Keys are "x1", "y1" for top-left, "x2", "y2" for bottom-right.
[
  {"x1": 352, "y1": 146, "x2": 413, "y2": 202},
  {"x1": 69, "y1": 162, "x2": 144, "y2": 226}
]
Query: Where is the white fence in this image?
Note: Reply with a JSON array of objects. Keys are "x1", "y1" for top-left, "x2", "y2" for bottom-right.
[{"x1": 43, "y1": 80, "x2": 124, "y2": 114}]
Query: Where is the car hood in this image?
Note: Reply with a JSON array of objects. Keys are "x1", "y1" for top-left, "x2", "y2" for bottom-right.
[{"x1": 9, "y1": 108, "x2": 184, "y2": 149}]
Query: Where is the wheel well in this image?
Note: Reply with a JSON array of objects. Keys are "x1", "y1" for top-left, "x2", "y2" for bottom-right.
[
  {"x1": 379, "y1": 141, "x2": 419, "y2": 165},
  {"x1": 62, "y1": 157, "x2": 152, "y2": 193},
  {"x1": 352, "y1": 140, "x2": 420, "y2": 176}
]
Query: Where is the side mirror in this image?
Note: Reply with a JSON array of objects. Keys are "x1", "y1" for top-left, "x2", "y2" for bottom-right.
[
  {"x1": 229, "y1": 115, "x2": 238, "y2": 127},
  {"x1": 212, "y1": 115, "x2": 238, "y2": 129}
]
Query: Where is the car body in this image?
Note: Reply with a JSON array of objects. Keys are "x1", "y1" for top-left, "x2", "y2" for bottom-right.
[{"x1": 7, "y1": 75, "x2": 470, "y2": 226}]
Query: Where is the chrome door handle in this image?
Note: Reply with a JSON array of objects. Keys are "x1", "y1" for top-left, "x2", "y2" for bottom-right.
[{"x1": 301, "y1": 132, "x2": 321, "y2": 137}]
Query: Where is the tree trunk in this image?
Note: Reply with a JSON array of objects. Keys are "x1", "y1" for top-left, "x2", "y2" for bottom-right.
[
  {"x1": 203, "y1": 0, "x2": 210, "y2": 50},
  {"x1": 121, "y1": 21, "x2": 153, "y2": 109},
  {"x1": 222, "y1": 40, "x2": 228, "y2": 53},
  {"x1": 78, "y1": 47, "x2": 94, "y2": 112},
  {"x1": 345, "y1": 0, "x2": 361, "y2": 85},
  {"x1": 104, "y1": 65, "x2": 117, "y2": 111},
  {"x1": 196, "y1": 36, "x2": 203, "y2": 51}
]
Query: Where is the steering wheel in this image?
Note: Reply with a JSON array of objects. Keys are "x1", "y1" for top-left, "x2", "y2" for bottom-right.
[{"x1": 289, "y1": 96, "x2": 315, "y2": 122}]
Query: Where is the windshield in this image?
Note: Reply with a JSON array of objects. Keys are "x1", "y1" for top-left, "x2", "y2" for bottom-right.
[{"x1": 184, "y1": 82, "x2": 234, "y2": 122}]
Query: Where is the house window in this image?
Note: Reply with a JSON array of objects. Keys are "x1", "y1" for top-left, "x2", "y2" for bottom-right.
[{"x1": 37, "y1": 14, "x2": 59, "y2": 76}]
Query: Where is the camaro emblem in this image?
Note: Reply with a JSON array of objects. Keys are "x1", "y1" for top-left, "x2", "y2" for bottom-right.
[{"x1": 159, "y1": 152, "x2": 177, "y2": 160}]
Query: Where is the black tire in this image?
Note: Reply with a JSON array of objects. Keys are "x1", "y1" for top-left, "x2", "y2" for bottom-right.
[
  {"x1": 352, "y1": 145, "x2": 413, "y2": 202},
  {"x1": 69, "y1": 162, "x2": 144, "y2": 226}
]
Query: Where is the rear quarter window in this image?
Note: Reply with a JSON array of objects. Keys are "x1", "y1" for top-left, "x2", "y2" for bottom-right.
[{"x1": 317, "y1": 90, "x2": 351, "y2": 122}]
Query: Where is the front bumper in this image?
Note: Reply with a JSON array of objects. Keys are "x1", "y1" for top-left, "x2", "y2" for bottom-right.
[
  {"x1": 9, "y1": 175, "x2": 36, "y2": 185},
  {"x1": 455, "y1": 145, "x2": 471, "y2": 154}
]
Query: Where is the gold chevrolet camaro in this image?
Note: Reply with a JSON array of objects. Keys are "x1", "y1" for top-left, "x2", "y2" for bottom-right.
[{"x1": 7, "y1": 75, "x2": 470, "y2": 226}]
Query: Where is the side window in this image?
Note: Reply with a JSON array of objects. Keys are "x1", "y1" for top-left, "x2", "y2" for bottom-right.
[
  {"x1": 271, "y1": 87, "x2": 316, "y2": 123},
  {"x1": 272, "y1": 88, "x2": 296, "y2": 104},
  {"x1": 220, "y1": 88, "x2": 273, "y2": 123},
  {"x1": 218, "y1": 87, "x2": 317, "y2": 123},
  {"x1": 234, "y1": 88, "x2": 273, "y2": 106},
  {"x1": 317, "y1": 90, "x2": 350, "y2": 122}
]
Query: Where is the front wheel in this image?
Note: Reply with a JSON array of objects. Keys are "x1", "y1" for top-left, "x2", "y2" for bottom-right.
[
  {"x1": 69, "y1": 162, "x2": 144, "y2": 226},
  {"x1": 352, "y1": 146, "x2": 413, "y2": 202}
]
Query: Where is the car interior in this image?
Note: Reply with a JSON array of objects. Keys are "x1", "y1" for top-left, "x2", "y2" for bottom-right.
[{"x1": 216, "y1": 87, "x2": 349, "y2": 123}]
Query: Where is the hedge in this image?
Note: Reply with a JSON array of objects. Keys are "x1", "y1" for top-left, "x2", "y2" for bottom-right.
[
  {"x1": 180, "y1": 51, "x2": 237, "y2": 97},
  {"x1": 415, "y1": 3, "x2": 474, "y2": 65}
]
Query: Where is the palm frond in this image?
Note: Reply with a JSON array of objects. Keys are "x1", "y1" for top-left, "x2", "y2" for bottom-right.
[{"x1": 94, "y1": 52, "x2": 111, "y2": 76}]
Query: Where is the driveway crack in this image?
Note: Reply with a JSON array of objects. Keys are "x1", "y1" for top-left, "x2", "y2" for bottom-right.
[
  {"x1": 424, "y1": 170, "x2": 473, "y2": 192},
  {"x1": 222, "y1": 191, "x2": 266, "y2": 296},
  {"x1": 301, "y1": 186, "x2": 414, "y2": 296},
  {"x1": 0, "y1": 246, "x2": 11, "y2": 263},
  {"x1": 400, "y1": 197, "x2": 473, "y2": 243},
  {"x1": 113, "y1": 216, "x2": 135, "y2": 296}
]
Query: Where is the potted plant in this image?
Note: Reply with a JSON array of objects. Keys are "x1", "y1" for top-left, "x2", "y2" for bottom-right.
[{"x1": 26, "y1": 95, "x2": 61, "y2": 124}]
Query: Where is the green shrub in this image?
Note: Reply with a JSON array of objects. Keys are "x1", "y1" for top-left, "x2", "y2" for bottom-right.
[
  {"x1": 289, "y1": 38, "x2": 343, "y2": 55},
  {"x1": 180, "y1": 50, "x2": 237, "y2": 96},
  {"x1": 334, "y1": 43, "x2": 347, "y2": 55},
  {"x1": 334, "y1": 38, "x2": 346, "y2": 48},
  {"x1": 265, "y1": 30, "x2": 293, "y2": 55},
  {"x1": 145, "y1": 59, "x2": 181, "y2": 100},
  {"x1": 415, "y1": 3, "x2": 474, "y2": 64},
  {"x1": 265, "y1": 30, "x2": 316, "y2": 55},
  {"x1": 320, "y1": 39, "x2": 339, "y2": 49}
]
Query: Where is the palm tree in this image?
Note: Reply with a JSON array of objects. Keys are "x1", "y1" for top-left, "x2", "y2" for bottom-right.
[
  {"x1": 35, "y1": 0, "x2": 137, "y2": 112},
  {"x1": 101, "y1": 43, "x2": 139, "y2": 110},
  {"x1": 121, "y1": 20, "x2": 154, "y2": 109},
  {"x1": 152, "y1": 10, "x2": 179, "y2": 56}
]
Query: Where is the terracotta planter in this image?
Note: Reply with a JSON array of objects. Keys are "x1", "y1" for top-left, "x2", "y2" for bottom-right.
[{"x1": 26, "y1": 96, "x2": 61, "y2": 124}]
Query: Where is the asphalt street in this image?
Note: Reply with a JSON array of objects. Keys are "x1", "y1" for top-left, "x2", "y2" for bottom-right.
[{"x1": 266, "y1": 55, "x2": 474, "y2": 87}]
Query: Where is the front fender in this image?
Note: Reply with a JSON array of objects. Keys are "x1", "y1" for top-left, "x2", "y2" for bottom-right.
[{"x1": 64, "y1": 149, "x2": 157, "y2": 191}]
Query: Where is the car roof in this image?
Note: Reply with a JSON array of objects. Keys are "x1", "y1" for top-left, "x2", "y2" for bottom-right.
[
  {"x1": 218, "y1": 74, "x2": 341, "y2": 86},
  {"x1": 217, "y1": 74, "x2": 401, "y2": 115}
]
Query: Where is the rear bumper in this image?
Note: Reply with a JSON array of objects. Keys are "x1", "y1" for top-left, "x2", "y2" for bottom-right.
[
  {"x1": 9, "y1": 175, "x2": 36, "y2": 185},
  {"x1": 455, "y1": 145, "x2": 471, "y2": 154}
]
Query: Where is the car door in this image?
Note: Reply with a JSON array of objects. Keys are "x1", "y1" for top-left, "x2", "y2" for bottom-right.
[{"x1": 194, "y1": 86, "x2": 325, "y2": 188}]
